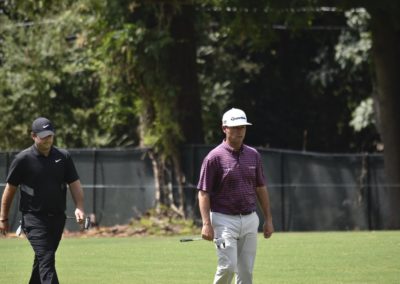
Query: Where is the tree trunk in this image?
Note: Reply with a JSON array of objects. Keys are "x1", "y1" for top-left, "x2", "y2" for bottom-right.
[
  {"x1": 168, "y1": 5, "x2": 204, "y2": 144},
  {"x1": 172, "y1": 153, "x2": 185, "y2": 215},
  {"x1": 369, "y1": 8, "x2": 400, "y2": 228},
  {"x1": 164, "y1": 5, "x2": 204, "y2": 217},
  {"x1": 149, "y1": 151, "x2": 163, "y2": 211},
  {"x1": 137, "y1": 94, "x2": 164, "y2": 210},
  {"x1": 136, "y1": 5, "x2": 202, "y2": 217}
]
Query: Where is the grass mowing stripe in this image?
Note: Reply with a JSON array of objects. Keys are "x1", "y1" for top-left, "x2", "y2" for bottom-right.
[
  {"x1": 259, "y1": 231, "x2": 400, "y2": 284},
  {"x1": 57, "y1": 237, "x2": 216, "y2": 284},
  {"x1": 1, "y1": 231, "x2": 399, "y2": 283}
]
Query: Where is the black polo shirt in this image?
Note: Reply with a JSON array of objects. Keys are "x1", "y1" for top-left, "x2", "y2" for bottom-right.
[{"x1": 6, "y1": 145, "x2": 79, "y2": 214}]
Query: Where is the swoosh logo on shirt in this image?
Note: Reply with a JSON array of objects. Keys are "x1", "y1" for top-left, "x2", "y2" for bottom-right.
[{"x1": 55, "y1": 159, "x2": 62, "y2": 163}]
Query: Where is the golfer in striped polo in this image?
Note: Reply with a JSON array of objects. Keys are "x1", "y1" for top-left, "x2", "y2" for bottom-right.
[{"x1": 197, "y1": 108, "x2": 274, "y2": 284}]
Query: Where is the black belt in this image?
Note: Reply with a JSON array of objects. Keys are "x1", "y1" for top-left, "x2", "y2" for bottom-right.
[
  {"x1": 23, "y1": 212, "x2": 65, "y2": 217},
  {"x1": 235, "y1": 211, "x2": 255, "y2": 216}
]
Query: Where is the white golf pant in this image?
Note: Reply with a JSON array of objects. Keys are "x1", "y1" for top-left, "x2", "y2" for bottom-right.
[{"x1": 211, "y1": 212, "x2": 259, "y2": 284}]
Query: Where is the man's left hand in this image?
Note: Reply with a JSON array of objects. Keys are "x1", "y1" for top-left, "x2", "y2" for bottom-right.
[
  {"x1": 263, "y1": 219, "x2": 274, "y2": 239},
  {"x1": 75, "y1": 208, "x2": 85, "y2": 224}
]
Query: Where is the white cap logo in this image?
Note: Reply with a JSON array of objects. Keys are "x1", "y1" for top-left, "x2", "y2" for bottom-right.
[{"x1": 222, "y1": 108, "x2": 252, "y2": 127}]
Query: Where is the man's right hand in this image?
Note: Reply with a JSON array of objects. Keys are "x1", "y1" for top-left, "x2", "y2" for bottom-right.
[
  {"x1": 201, "y1": 223, "x2": 214, "y2": 241},
  {"x1": 0, "y1": 219, "x2": 9, "y2": 236}
]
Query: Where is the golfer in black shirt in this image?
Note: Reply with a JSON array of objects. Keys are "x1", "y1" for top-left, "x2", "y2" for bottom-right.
[{"x1": 0, "y1": 117, "x2": 85, "y2": 284}]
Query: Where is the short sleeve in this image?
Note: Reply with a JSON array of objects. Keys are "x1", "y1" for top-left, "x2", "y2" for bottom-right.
[
  {"x1": 63, "y1": 151, "x2": 79, "y2": 184},
  {"x1": 197, "y1": 156, "x2": 218, "y2": 193},
  {"x1": 6, "y1": 155, "x2": 24, "y2": 187}
]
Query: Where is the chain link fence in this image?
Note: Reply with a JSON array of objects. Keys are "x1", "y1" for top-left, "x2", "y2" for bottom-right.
[{"x1": 0, "y1": 146, "x2": 395, "y2": 232}]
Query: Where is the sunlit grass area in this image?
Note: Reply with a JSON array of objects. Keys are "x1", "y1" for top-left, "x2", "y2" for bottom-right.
[{"x1": 1, "y1": 231, "x2": 399, "y2": 283}]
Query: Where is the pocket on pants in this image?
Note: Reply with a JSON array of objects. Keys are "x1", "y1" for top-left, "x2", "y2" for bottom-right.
[{"x1": 23, "y1": 214, "x2": 46, "y2": 237}]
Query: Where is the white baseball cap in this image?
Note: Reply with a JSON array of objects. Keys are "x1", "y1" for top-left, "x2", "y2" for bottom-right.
[{"x1": 222, "y1": 108, "x2": 252, "y2": 127}]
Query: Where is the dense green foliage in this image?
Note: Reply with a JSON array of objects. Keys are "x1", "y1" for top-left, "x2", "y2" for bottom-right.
[
  {"x1": 197, "y1": 5, "x2": 377, "y2": 151},
  {"x1": 0, "y1": 1, "x2": 379, "y2": 152},
  {"x1": 0, "y1": 1, "x2": 101, "y2": 148},
  {"x1": 0, "y1": 1, "x2": 181, "y2": 152}
]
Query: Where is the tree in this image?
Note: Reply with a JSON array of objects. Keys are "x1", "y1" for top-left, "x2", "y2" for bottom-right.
[
  {"x1": 333, "y1": 0, "x2": 400, "y2": 228},
  {"x1": 0, "y1": 0, "x2": 102, "y2": 149},
  {"x1": 197, "y1": 2, "x2": 376, "y2": 151},
  {"x1": 89, "y1": 1, "x2": 204, "y2": 216},
  {"x1": 366, "y1": 3, "x2": 400, "y2": 228},
  {"x1": 0, "y1": 1, "x2": 203, "y2": 216}
]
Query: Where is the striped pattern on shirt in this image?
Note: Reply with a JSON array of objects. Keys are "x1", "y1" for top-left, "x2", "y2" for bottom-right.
[{"x1": 197, "y1": 141, "x2": 265, "y2": 214}]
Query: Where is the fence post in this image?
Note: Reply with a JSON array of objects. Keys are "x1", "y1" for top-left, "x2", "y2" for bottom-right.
[
  {"x1": 366, "y1": 153, "x2": 372, "y2": 230},
  {"x1": 92, "y1": 149, "x2": 98, "y2": 216},
  {"x1": 280, "y1": 152, "x2": 286, "y2": 231},
  {"x1": 6, "y1": 152, "x2": 10, "y2": 177}
]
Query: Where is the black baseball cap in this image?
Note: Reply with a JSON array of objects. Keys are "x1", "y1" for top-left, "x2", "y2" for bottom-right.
[{"x1": 31, "y1": 117, "x2": 55, "y2": 138}]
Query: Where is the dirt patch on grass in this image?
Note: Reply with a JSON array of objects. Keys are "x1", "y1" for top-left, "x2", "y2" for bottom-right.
[{"x1": 64, "y1": 207, "x2": 200, "y2": 238}]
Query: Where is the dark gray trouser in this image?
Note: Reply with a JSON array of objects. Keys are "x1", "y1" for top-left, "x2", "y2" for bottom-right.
[{"x1": 22, "y1": 213, "x2": 66, "y2": 284}]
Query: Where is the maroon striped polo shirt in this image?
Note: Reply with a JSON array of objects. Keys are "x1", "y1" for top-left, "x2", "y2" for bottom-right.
[{"x1": 197, "y1": 141, "x2": 266, "y2": 214}]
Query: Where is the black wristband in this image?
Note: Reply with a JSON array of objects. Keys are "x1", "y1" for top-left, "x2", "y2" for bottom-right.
[{"x1": 0, "y1": 219, "x2": 8, "y2": 222}]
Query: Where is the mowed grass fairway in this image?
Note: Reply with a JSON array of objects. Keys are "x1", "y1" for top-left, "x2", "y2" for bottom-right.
[{"x1": 1, "y1": 231, "x2": 399, "y2": 283}]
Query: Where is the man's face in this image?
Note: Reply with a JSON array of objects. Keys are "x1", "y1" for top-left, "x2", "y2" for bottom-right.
[
  {"x1": 223, "y1": 125, "x2": 247, "y2": 147},
  {"x1": 32, "y1": 133, "x2": 54, "y2": 152}
]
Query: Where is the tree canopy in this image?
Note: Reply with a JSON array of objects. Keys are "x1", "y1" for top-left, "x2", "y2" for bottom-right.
[{"x1": 0, "y1": 1, "x2": 379, "y2": 152}]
